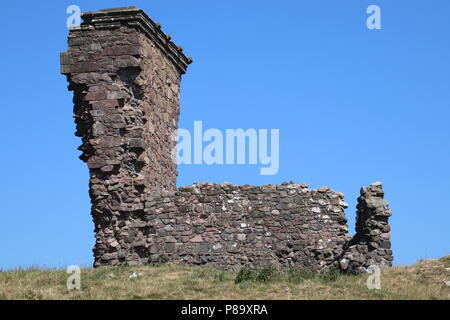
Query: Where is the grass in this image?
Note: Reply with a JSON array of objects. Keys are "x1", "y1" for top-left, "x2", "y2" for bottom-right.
[{"x1": 0, "y1": 256, "x2": 449, "y2": 300}]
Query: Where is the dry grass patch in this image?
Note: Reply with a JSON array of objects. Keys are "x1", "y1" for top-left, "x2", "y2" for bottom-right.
[{"x1": 0, "y1": 257, "x2": 449, "y2": 300}]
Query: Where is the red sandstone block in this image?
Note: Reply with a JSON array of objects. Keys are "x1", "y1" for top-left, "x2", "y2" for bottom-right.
[
  {"x1": 126, "y1": 33, "x2": 140, "y2": 45},
  {"x1": 90, "y1": 99, "x2": 119, "y2": 109},
  {"x1": 105, "y1": 45, "x2": 142, "y2": 56},
  {"x1": 189, "y1": 235, "x2": 203, "y2": 243},
  {"x1": 87, "y1": 156, "x2": 106, "y2": 169},
  {"x1": 71, "y1": 62, "x2": 100, "y2": 73},
  {"x1": 84, "y1": 92, "x2": 107, "y2": 101},
  {"x1": 88, "y1": 52, "x2": 103, "y2": 61}
]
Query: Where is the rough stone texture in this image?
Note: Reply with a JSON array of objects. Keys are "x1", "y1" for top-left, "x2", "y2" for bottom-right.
[
  {"x1": 61, "y1": 7, "x2": 191, "y2": 267},
  {"x1": 97, "y1": 182, "x2": 350, "y2": 269},
  {"x1": 337, "y1": 182, "x2": 394, "y2": 273},
  {"x1": 61, "y1": 7, "x2": 393, "y2": 273}
]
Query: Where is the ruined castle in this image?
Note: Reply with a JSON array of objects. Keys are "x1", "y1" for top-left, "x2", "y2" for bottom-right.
[{"x1": 61, "y1": 7, "x2": 393, "y2": 273}]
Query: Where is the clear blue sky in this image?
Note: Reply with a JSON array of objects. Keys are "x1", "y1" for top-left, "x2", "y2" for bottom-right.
[{"x1": 0, "y1": 0, "x2": 449, "y2": 269}]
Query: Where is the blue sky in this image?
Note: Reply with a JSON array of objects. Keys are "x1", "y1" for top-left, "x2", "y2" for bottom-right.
[{"x1": 0, "y1": 0, "x2": 449, "y2": 269}]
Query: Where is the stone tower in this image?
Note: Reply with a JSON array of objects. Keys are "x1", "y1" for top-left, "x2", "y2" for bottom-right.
[
  {"x1": 62, "y1": 7, "x2": 393, "y2": 272},
  {"x1": 61, "y1": 7, "x2": 192, "y2": 267}
]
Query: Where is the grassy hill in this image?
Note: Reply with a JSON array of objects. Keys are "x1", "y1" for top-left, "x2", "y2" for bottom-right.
[{"x1": 0, "y1": 256, "x2": 449, "y2": 300}]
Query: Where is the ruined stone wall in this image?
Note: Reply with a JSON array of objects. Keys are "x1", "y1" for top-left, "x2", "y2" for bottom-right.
[
  {"x1": 97, "y1": 182, "x2": 350, "y2": 269},
  {"x1": 61, "y1": 7, "x2": 393, "y2": 273},
  {"x1": 338, "y1": 183, "x2": 393, "y2": 273},
  {"x1": 89, "y1": 181, "x2": 393, "y2": 273}
]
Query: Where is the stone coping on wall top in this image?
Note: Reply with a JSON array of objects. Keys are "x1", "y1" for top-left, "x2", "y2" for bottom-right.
[
  {"x1": 78, "y1": 6, "x2": 193, "y2": 74},
  {"x1": 140, "y1": 182, "x2": 349, "y2": 201}
]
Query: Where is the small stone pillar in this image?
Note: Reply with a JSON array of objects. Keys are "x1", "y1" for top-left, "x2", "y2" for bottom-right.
[
  {"x1": 339, "y1": 182, "x2": 393, "y2": 273},
  {"x1": 61, "y1": 7, "x2": 192, "y2": 267}
]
